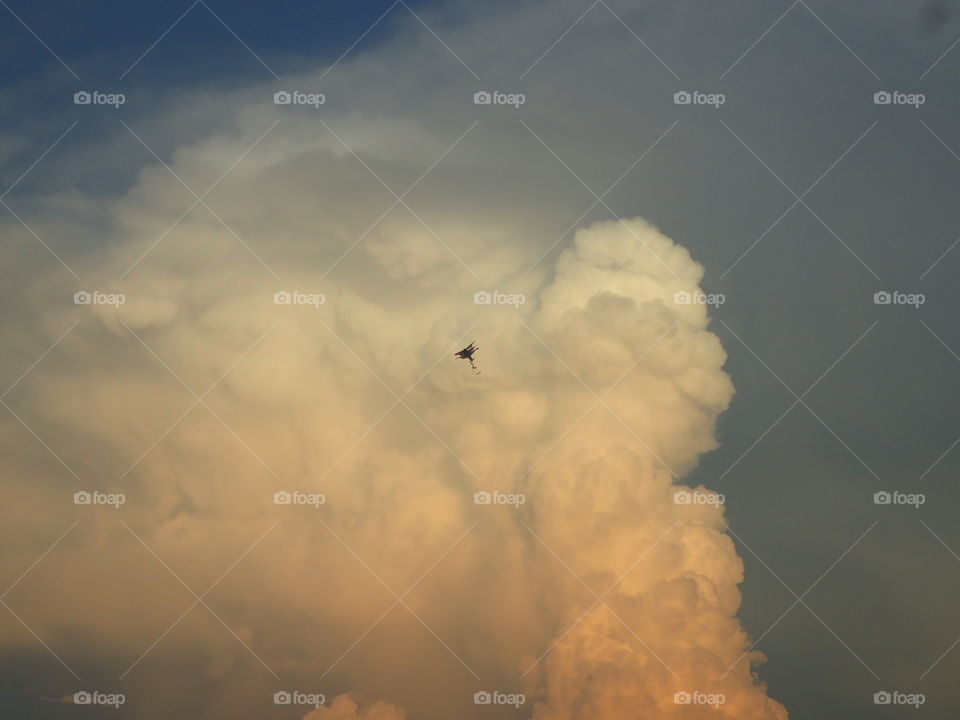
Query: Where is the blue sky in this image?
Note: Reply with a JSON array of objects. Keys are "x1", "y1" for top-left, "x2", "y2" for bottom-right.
[{"x1": 0, "y1": 0, "x2": 437, "y2": 83}]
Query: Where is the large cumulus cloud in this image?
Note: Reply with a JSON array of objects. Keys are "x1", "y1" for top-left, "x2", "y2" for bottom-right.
[{"x1": 0, "y1": 4, "x2": 786, "y2": 719}]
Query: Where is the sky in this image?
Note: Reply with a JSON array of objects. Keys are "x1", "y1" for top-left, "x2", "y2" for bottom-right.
[{"x1": 1, "y1": 1, "x2": 960, "y2": 718}]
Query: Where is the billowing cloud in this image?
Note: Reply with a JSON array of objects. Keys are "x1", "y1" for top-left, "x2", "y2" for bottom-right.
[{"x1": 0, "y1": 6, "x2": 786, "y2": 719}]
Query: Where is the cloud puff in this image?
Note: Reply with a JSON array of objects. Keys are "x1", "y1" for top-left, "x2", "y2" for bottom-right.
[{"x1": 304, "y1": 694, "x2": 406, "y2": 720}]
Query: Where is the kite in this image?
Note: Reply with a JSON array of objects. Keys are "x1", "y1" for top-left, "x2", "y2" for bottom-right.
[{"x1": 454, "y1": 342, "x2": 480, "y2": 374}]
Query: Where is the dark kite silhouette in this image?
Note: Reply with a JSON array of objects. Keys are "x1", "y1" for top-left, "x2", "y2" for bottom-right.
[{"x1": 455, "y1": 342, "x2": 480, "y2": 374}]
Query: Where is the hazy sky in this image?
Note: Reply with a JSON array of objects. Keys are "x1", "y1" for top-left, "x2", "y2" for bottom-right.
[{"x1": 2, "y1": 1, "x2": 960, "y2": 718}]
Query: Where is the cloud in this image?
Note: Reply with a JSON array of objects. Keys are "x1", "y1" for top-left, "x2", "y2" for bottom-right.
[
  {"x1": 304, "y1": 694, "x2": 406, "y2": 720},
  {"x1": 0, "y1": 204, "x2": 783, "y2": 718},
  {"x1": 0, "y1": 5, "x2": 785, "y2": 719}
]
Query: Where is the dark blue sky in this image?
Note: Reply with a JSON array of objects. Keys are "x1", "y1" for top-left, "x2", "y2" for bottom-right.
[{"x1": 0, "y1": 0, "x2": 437, "y2": 86}]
